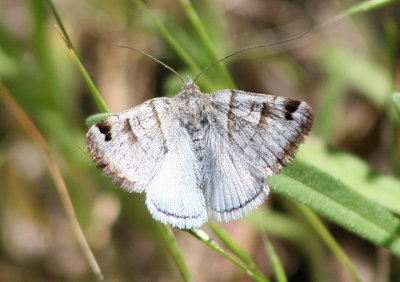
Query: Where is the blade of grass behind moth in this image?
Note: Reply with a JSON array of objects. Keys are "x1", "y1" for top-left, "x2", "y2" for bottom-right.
[
  {"x1": 157, "y1": 224, "x2": 192, "y2": 282},
  {"x1": 297, "y1": 205, "x2": 362, "y2": 282},
  {"x1": 188, "y1": 229, "x2": 270, "y2": 282},
  {"x1": 298, "y1": 138, "x2": 400, "y2": 216},
  {"x1": 0, "y1": 82, "x2": 104, "y2": 281},
  {"x1": 45, "y1": 0, "x2": 73, "y2": 49},
  {"x1": 392, "y1": 92, "x2": 400, "y2": 117},
  {"x1": 47, "y1": 3, "x2": 192, "y2": 279},
  {"x1": 178, "y1": 0, "x2": 235, "y2": 88},
  {"x1": 248, "y1": 210, "x2": 327, "y2": 282},
  {"x1": 322, "y1": 0, "x2": 396, "y2": 26},
  {"x1": 314, "y1": 72, "x2": 346, "y2": 140},
  {"x1": 65, "y1": 44, "x2": 109, "y2": 113},
  {"x1": 270, "y1": 160, "x2": 400, "y2": 257},
  {"x1": 319, "y1": 45, "x2": 391, "y2": 109},
  {"x1": 133, "y1": 0, "x2": 215, "y2": 90},
  {"x1": 390, "y1": 92, "x2": 400, "y2": 173},
  {"x1": 263, "y1": 237, "x2": 288, "y2": 282},
  {"x1": 208, "y1": 222, "x2": 267, "y2": 280},
  {"x1": 45, "y1": 0, "x2": 109, "y2": 113}
]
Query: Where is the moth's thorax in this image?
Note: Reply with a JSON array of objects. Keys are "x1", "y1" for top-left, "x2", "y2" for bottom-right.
[
  {"x1": 176, "y1": 78, "x2": 207, "y2": 126},
  {"x1": 175, "y1": 78, "x2": 209, "y2": 161}
]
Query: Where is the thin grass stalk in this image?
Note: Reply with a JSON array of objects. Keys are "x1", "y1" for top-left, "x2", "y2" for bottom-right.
[
  {"x1": 45, "y1": 2, "x2": 193, "y2": 279},
  {"x1": 392, "y1": 92, "x2": 400, "y2": 117},
  {"x1": 298, "y1": 205, "x2": 362, "y2": 282},
  {"x1": 208, "y1": 222, "x2": 268, "y2": 280},
  {"x1": 45, "y1": 0, "x2": 109, "y2": 113},
  {"x1": 133, "y1": 0, "x2": 215, "y2": 90},
  {"x1": 157, "y1": 224, "x2": 193, "y2": 282},
  {"x1": 322, "y1": 0, "x2": 396, "y2": 25},
  {"x1": 263, "y1": 238, "x2": 288, "y2": 282},
  {"x1": 178, "y1": 0, "x2": 235, "y2": 88},
  {"x1": 188, "y1": 229, "x2": 269, "y2": 282},
  {"x1": 0, "y1": 82, "x2": 104, "y2": 281}
]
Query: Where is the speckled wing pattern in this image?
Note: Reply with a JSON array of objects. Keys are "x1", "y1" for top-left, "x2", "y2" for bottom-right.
[
  {"x1": 203, "y1": 90, "x2": 313, "y2": 222},
  {"x1": 86, "y1": 97, "x2": 208, "y2": 229},
  {"x1": 86, "y1": 78, "x2": 313, "y2": 229}
]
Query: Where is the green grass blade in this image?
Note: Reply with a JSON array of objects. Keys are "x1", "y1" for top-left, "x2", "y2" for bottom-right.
[
  {"x1": 65, "y1": 47, "x2": 109, "y2": 113},
  {"x1": 248, "y1": 210, "x2": 327, "y2": 282},
  {"x1": 0, "y1": 82, "x2": 104, "y2": 281},
  {"x1": 392, "y1": 92, "x2": 400, "y2": 117},
  {"x1": 45, "y1": 0, "x2": 109, "y2": 113},
  {"x1": 298, "y1": 205, "x2": 362, "y2": 282},
  {"x1": 324, "y1": 0, "x2": 396, "y2": 25},
  {"x1": 158, "y1": 224, "x2": 192, "y2": 282},
  {"x1": 270, "y1": 160, "x2": 400, "y2": 257},
  {"x1": 46, "y1": 3, "x2": 192, "y2": 280},
  {"x1": 45, "y1": 0, "x2": 73, "y2": 48},
  {"x1": 178, "y1": 0, "x2": 235, "y2": 88},
  {"x1": 264, "y1": 239, "x2": 288, "y2": 282},
  {"x1": 247, "y1": 210, "x2": 311, "y2": 243},
  {"x1": 298, "y1": 138, "x2": 400, "y2": 215},
  {"x1": 314, "y1": 74, "x2": 346, "y2": 140},
  {"x1": 188, "y1": 229, "x2": 269, "y2": 282},
  {"x1": 320, "y1": 45, "x2": 391, "y2": 108},
  {"x1": 339, "y1": 0, "x2": 395, "y2": 16},
  {"x1": 134, "y1": 0, "x2": 196, "y2": 71},
  {"x1": 208, "y1": 222, "x2": 268, "y2": 280},
  {"x1": 133, "y1": 0, "x2": 215, "y2": 90},
  {"x1": 85, "y1": 113, "x2": 115, "y2": 128}
]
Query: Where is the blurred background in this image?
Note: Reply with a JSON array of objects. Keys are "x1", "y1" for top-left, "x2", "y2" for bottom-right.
[{"x1": 1, "y1": 0, "x2": 400, "y2": 281}]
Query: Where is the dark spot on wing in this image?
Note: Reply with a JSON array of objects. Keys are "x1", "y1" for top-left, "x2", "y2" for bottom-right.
[
  {"x1": 258, "y1": 102, "x2": 271, "y2": 125},
  {"x1": 284, "y1": 99, "x2": 301, "y2": 120},
  {"x1": 123, "y1": 119, "x2": 138, "y2": 144},
  {"x1": 96, "y1": 160, "x2": 108, "y2": 169},
  {"x1": 96, "y1": 120, "x2": 112, "y2": 141}
]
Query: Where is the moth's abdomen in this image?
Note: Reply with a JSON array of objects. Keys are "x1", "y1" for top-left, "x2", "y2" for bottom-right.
[{"x1": 182, "y1": 113, "x2": 209, "y2": 162}]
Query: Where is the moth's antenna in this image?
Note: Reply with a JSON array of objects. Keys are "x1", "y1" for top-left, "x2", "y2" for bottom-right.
[
  {"x1": 193, "y1": 27, "x2": 313, "y2": 83},
  {"x1": 117, "y1": 45, "x2": 185, "y2": 84}
]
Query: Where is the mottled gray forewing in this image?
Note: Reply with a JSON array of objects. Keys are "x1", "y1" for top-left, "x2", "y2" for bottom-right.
[
  {"x1": 86, "y1": 97, "x2": 208, "y2": 229},
  {"x1": 86, "y1": 98, "x2": 173, "y2": 193},
  {"x1": 207, "y1": 90, "x2": 313, "y2": 175}
]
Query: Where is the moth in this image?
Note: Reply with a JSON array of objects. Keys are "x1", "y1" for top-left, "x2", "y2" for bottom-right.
[{"x1": 86, "y1": 76, "x2": 313, "y2": 229}]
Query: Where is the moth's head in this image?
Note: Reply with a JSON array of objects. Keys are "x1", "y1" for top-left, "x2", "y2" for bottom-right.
[
  {"x1": 181, "y1": 76, "x2": 199, "y2": 94},
  {"x1": 184, "y1": 76, "x2": 194, "y2": 85}
]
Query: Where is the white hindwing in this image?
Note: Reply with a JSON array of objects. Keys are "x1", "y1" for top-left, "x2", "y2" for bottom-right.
[
  {"x1": 146, "y1": 128, "x2": 207, "y2": 229},
  {"x1": 202, "y1": 125, "x2": 269, "y2": 222}
]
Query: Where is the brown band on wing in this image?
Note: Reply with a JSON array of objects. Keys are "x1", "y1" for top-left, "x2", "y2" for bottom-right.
[
  {"x1": 123, "y1": 118, "x2": 138, "y2": 144},
  {"x1": 258, "y1": 102, "x2": 271, "y2": 126},
  {"x1": 149, "y1": 100, "x2": 168, "y2": 154},
  {"x1": 227, "y1": 90, "x2": 237, "y2": 140}
]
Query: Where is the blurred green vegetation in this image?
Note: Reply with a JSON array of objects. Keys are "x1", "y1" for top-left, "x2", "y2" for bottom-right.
[{"x1": 1, "y1": 0, "x2": 400, "y2": 281}]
